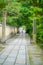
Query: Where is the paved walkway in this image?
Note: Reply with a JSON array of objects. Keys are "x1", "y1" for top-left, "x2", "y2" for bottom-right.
[
  {"x1": 26, "y1": 36, "x2": 43, "y2": 65},
  {"x1": 0, "y1": 34, "x2": 43, "y2": 65}
]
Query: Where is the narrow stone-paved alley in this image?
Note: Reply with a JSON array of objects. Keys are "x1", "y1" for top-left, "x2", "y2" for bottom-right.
[{"x1": 0, "y1": 34, "x2": 43, "y2": 65}]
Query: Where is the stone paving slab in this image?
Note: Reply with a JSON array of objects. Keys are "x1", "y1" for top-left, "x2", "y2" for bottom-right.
[
  {"x1": 18, "y1": 55, "x2": 25, "y2": 58},
  {"x1": 32, "y1": 56, "x2": 43, "y2": 65},
  {"x1": 0, "y1": 46, "x2": 14, "y2": 59},
  {"x1": 15, "y1": 64, "x2": 25, "y2": 65},
  {"x1": 3, "y1": 58, "x2": 16, "y2": 65},
  {"x1": 16, "y1": 58, "x2": 26, "y2": 64},
  {"x1": 15, "y1": 38, "x2": 26, "y2": 65},
  {"x1": 0, "y1": 58, "x2": 4, "y2": 64},
  {"x1": 1, "y1": 38, "x2": 19, "y2": 48},
  {"x1": 3, "y1": 61, "x2": 14, "y2": 65},
  {"x1": 27, "y1": 36, "x2": 43, "y2": 65},
  {"x1": 0, "y1": 36, "x2": 21, "y2": 65},
  {"x1": 26, "y1": 57, "x2": 30, "y2": 65},
  {"x1": 26, "y1": 46, "x2": 30, "y2": 65},
  {"x1": 27, "y1": 46, "x2": 43, "y2": 55},
  {"x1": 18, "y1": 49, "x2": 25, "y2": 55}
]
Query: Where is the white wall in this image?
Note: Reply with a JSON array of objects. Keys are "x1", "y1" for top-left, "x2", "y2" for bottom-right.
[{"x1": 0, "y1": 24, "x2": 17, "y2": 40}]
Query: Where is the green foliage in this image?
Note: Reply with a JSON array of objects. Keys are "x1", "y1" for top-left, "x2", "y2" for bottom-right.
[
  {"x1": 6, "y1": 16, "x2": 18, "y2": 27},
  {"x1": 0, "y1": 0, "x2": 14, "y2": 11},
  {"x1": 36, "y1": 17, "x2": 43, "y2": 44},
  {"x1": 0, "y1": 0, "x2": 43, "y2": 48}
]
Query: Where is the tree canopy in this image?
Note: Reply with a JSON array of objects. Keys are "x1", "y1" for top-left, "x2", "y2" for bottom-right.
[{"x1": 0, "y1": 0, "x2": 43, "y2": 48}]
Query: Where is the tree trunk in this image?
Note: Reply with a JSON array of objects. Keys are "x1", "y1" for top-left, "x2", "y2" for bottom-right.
[
  {"x1": 17, "y1": 27, "x2": 19, "y2": 33},
  {"x1": 33, "y1": 20, "x2": 36, "y2": 43},
  {"x1": 2, "y1": 12, "x2": 7, "y2": 43}
]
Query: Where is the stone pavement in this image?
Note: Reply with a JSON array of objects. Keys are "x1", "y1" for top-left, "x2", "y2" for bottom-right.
[
  {"x1": 0, "y1": 34, "x2": 43, "y2": 65},
  {"x1": 0, "y1": 34, "x2": 29, "y2": 65},
  {"x1": 26, "y1": 36, "x2": 43, "y2": 65}
]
